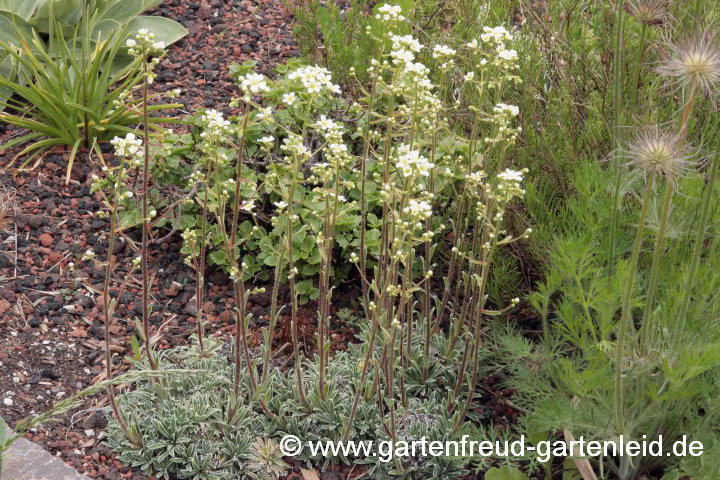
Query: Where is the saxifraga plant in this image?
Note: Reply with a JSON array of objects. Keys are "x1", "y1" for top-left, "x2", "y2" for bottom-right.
[{"x1": 104, "y1": 4, "x2": 535, "y2": 480}]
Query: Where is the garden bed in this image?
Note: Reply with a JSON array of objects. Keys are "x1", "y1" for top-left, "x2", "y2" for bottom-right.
[{"x1": 0, "y1": 1, "x2": 305, "y2": 478}]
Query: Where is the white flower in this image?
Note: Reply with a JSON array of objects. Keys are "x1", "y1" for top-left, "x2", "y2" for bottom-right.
[
  {"x1": 497, "y1": 48, "x2": 518, "y2": 61},
  {"x1": 464, "y1": 71, "x2": 475, "y2": 82},
  {"x1": 274, "y1": 201, "x2": 288, "y2": 210},
  {"x1": 283, "y1": 92, "x2": 297, "y2": 105},
  {"x1": 126, "y1": 39, "x2": 137, "y2": 47},
  {"x1": 480, "y1": 25, "x2": 513, "y2": 44},
  {"x1": 316, "y1": 115, "x2": 338, "y2": 131},
  {"x1": 257, "y1": 106, "x2": 273, "y2": 122},
  {"x1": 111, "y1": 133, "x2": 144, "y2": 162},
  {"x1": 240, "y1": 200, "x2": 255, "y2": 211},
  {"x1": 432, "y1": 44, "x2": 457, "y2": 58},
  {"x1": 391, "y1": 48, "x2": 415, "y2": 65},
  {"x1": 239, "y1": 72, "x2": 270, "y2": 94},
  {"x1": 258, "y1": 135, "x2": 275, "y2": 145},
  {"x1": 403, "y1": 199, "x2": 433, "y2": 219},
  {"x1": 497, "y1": 168, "x2": 524, "y2": 183},
  {"x1": 467, "y1": 39, "x2": 479, "y2": 49},
  {"x1": 200, "y1": 109, "x2": 232, "y2": 140},
  {"x1": 395, "y1": 144, "x2": 434, "y2": 177},
  {"x1": 494, "y1": 103, "x2": 520, "y2": 117},
  {"x1": 288, "y1": 65, "x2": 341, "y2": 95},
  {"x1": 390, "y1": 34, "x2": 423, "y2": 53},
  {"x1": 377, "y1": 3, "x2": 403, "y2": 21}
]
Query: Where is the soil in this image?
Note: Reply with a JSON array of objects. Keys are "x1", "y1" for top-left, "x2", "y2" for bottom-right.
[{"x1": 0, "y1": 1, "x2": 525, "y2": 479}]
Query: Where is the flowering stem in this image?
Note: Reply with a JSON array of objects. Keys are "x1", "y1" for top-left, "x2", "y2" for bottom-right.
[
  {"x1": 102, "y1": 190, "x2": 129, "y2": 437},
  {"x1": 195, "y1": 169, "x2": 209, "y2": 354},
  {"x1": 609, "y1": 0, "x2": 627, "y2": 274},
  {"x1": 141, "y1": 59, "x2": 157, "y2": 371},
  {"x1": 230, "y1": 109, "x2": 257, "y2": 398},
  {"x1": 639, "y1": 180, "x2": 672, "y2": 354},
  {"x1": 680, "y1": 85, "x2": 697, "y2": 140},
  {"x1": 287, "y1": 152, "x2": 309, "y2": 409},
  {"x1": 631, "y1": 23, "x2": 648, "y2": 107},
  {"x1": 615, "y1": 174, "x2": 653, "y2": 434}
]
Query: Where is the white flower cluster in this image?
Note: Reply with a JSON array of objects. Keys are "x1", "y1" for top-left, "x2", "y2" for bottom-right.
[
  {"x1": 126, "y1": 29, "x2": 165, "y2": 56},
  {"x1": 237, "y1": 72, "x2": 270, "y2": 96},
  {"x1": 288, "y1": 65, "x2": 341, "y2": 95},
  {"x1": 480, "y1": 25, "x2": 513, "y2": 45},
  {"x1": 281, "y1": 133, "x2": 310, "y2": 159},
  {"x1": 311, "y1": 115, "x2": 352, "y2": 187},
  {"x1": 375, "y1": 3, "x2": 405, "y2": 21},
  {"x1": 258, "y1": 135, "x2": 275, "y2": 151},
  {"x1": 389, "y1": 33, "x2": 424, "y2": 67},
  {"x1": 494, "y1": 168, "x2": 527, "y2": 202},
  {"x1": 395, "y1": 144, "x2": 434, "y2": 177},
  {"x1": 485, "y1": 103, "x2": 521, "y2": 145},
  {"x1": 403, "y1": 199, "x2": 433, "y2": 222},
  {"x1": 110, "y1": 133, "x2": 144, "y2": 165},
  {"x1": 199, "y1": 109, "x2": 232, "y2": 143},
  {"x1": 465, "y1": 25, "x2": 520, "y2": 84},
  {"x1": 432, "y1": 44, "x2": 456, "y2": 69}
]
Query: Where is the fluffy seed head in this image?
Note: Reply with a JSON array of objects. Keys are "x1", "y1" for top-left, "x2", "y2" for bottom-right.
[
  {"x1": 623, "y1": 126, "x2": 699, "y2": 182},
  {"x1": 625, "y1": 0, "x2": 668, "y2": 26},
  {"x1": 656, "y1": 32, "x2": 720, "y2": 94}
]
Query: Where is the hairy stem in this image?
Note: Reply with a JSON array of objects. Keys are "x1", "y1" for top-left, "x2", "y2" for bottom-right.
[{"x1": 615, "y1": 175, "x2": 653, "y2": 434}]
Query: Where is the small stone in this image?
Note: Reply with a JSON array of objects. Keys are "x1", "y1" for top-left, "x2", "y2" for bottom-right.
[
  {"x1": 38, "y1": 233, "x2": 54, "y2": 247},
  {"x1": 3, "y1": 397, "x2": 12, "y2": 406},
  {"x1": 162, "y1": 281, "x2": 182, "y2": 297},
  {"x1": 0, "y1": 299, "x2": 11, "y2": 316}
]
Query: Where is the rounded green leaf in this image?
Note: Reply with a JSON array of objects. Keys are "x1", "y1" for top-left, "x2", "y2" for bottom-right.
[
  {"x1": 0, "y1": 12, "x2": 35, "y2": 46},
  {"x1": 98, "y1": 0, "x2": 143, "y2": 26},
  {"x1": 0, "y1": 0, "x2": 41, "y2": 21}
]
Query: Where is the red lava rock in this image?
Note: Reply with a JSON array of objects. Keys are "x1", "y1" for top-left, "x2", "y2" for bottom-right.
[
  {"x1": 48, "y1": 440, "x2": 74, "y2": 449},
  {"x1": 0, "y1": 299, "x2": 11, "y2": 316},
  {"x1": 162, "y1": 282, "x2": 182, "y2": 297},
  {"x1": 69, "y1": 327, "x2": 88, "y2": 338},
  {"x1": 48, "y1": 251, "x2": 65, "y2": 264},
  {"x1": 39, "y1": 233, "x2": 54, "y2": 247},
  {"x1": 219, "y1": 310, "x2": 232, "y2": 323},
  {"x1": 201, "y1": 301, "x2": 216, "y2": 314},
  {"x1": 197, "y1": 2, "x2": 212, "y2": 19}
]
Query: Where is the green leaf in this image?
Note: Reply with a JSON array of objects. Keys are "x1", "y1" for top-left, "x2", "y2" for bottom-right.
[
  {"x1": 98, "y1": 0, "x2": 143, "y2": 26},
  {"x1": 0, "y1": 0, "x2": 41, "y2": 21},
  {"x1": 0, "y1": 12, "x2": 35, "y2": 47},
  {"x1": 659, "y1": 470, "x2": 679, "y2": 480},
  {"x1": 485, "y1": 466, "x2": 529, "y2": 480}
]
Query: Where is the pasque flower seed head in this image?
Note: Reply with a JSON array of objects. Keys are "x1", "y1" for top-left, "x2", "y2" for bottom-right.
[
  {"x1": 656, "y1": 31, "x2": 720, "y2": 94},
  {"x1": 626, "y1": 0, "x2": 668, "y2": 26},
  {"x1": 623, "y1": 126, "x2": 700, "y2": 182}
]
